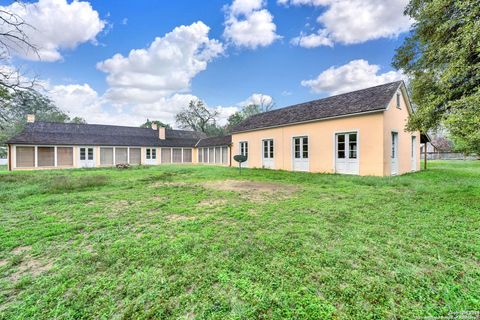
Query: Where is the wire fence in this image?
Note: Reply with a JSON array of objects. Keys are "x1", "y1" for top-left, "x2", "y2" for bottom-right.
[{"x1": 422, "y1": 152, "x2": 479, "y2": 160}]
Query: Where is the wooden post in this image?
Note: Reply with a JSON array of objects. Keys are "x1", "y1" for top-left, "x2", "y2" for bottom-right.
[{"x1": 423, "y1": 142, "x2": 427, "y2": 170}]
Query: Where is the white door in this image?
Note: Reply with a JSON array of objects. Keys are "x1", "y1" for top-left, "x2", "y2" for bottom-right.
[
  {"x1": 293, "y1": 137, "x2": 309, "y2": 172},
  {"x1": 145, "y1": 148, "x2": 157, "y2": 165},
  {"x1": 79, "y1": 147, "x2": 95, "y2": 168},
  {"x1": 335, "y1": 133, "x2": 359, "y2": 175},
  {"x1": 411, "y1": 136, "x2": 417, "y2": 171},
  {"x1": 262, "y1": 139, "x2": 274, "y2": 169},
  {"x1": 391, "y1": 132, "x2": 398, "y2": 175},
  {"x1": 239, "y1": 141, "x2": 248, "y2": 168}
]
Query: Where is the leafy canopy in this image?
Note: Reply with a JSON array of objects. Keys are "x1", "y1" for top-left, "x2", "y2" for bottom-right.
[{"x1": 393, "y1": 0, "x2": 480, "y2": 153}]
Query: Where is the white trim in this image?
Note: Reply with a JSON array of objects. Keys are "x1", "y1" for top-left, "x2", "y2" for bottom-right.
[
  {"x1": 54, "y1": 146, "x2": 58, "y2": 167},
  {"x1": 291, "y1": 135, "x2": 309, "y2": 172},
  {"x1": 233, "y1": 109, "x2": 384, "y2": 134},
  {"x1": 34, "y1": 146, "x2": 38, "y2": 168},
  {"x1": 333, "y1": 130, "x2": 360, "y2": 175}
]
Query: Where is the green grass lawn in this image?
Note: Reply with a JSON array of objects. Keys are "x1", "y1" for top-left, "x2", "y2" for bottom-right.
[{"x1": 0, "y1": 162, "x2": 479, "y2": 319}]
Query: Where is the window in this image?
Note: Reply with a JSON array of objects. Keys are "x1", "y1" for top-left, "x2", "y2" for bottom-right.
[
  {"x1": 209, "y1": 147, "x2": 214, "y2": 163},
  {"x1": 16, "y1": 146, "x2": 35, "y2": 168},
  {"x1": 391, "y1": 132, "x2": 398, "y2": 158},
  {"x1": 57, "y1": 147, "x2": 73, "y2": 166},
  {"x1": 294, "y1": 137, "x2": 308, "y2": 159},
  {"x1": 129, "y1": 148, "x2": 141, "y2": 165},
  {"x1": 88, "y1": 148, "x2": 94, "y2": 160},
  {"x1": 240, "y1": 141, "x2": 248, "y2": 158},
  {"x1": 161, "y1": 148, "x2": 171, "y2": 163},
  {"x1": 302, "y1": 137, "x2": 308, "y2": 158},
  {"x1": 198, "y1": 148, "x2": 203, "y2": 163},
  {"x1": 100, "y1": 148, "x2": 114, "y2": 165},
  {"x1": 80, "y1": 147, "x2": 86, "y2": 161},
  {"x1": 146, "y1": 148, "x2": 157, "y2": 160},
  {"x1": 203, "y1": 148, "x2": 208, "y2": 163},
  {"x1": 396, "y1": 93, "x2": 401, "y2": 109},
  {"x1": 172, "y1": 148, "x2": 182, "y2": 163},
  {"x1": 337, "y1": 135, "x2": 345, "y2": 159},
  {"x1": 263, "y1": 139, "x2": 274, "y2": 159},
  {"x1": 115, "y1": 148, "x2": 128, "y2": 164},
  {"x1": 183, "y1": 149, "x2": 192, "y2": 163},
  {"x1": 38, "y1": 147, "x2": 55, "y2": 167},
  {"x1": 215, "y1": 147, "x2": 221, "y2": 164},
  {"x1": 222, "y1": 147, "x2": 228, "y2": 164},
  {"x1": 349, "y1": 134, "x2": 357, "y2": 159}
]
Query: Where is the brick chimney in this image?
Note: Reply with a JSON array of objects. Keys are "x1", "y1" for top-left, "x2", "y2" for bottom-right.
[
  {"x1": 159, "y1": 127, "x2": 166, "y2": 140},
  {"x1": 27, "y1": 114, "x2": 35, "y2": 123},
  {"x1": 151, "y1": 123, "x2": 158, "y2": 130}
]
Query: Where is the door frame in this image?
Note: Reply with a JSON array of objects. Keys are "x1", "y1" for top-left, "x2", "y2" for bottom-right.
[
  {"x1": 291, "y1": 135, "x2": 309, "y2": 172},
  {"x1": 79, "y1": 146, "x2": 95, "y2": 168},
  {"x1": 391, "y1": 131, "x2": 399, "y2": 175},
  {"x1": 333, "y1": 130, "x2": 360, "y2": 174},
  {"x1": 411, "y1": 135, "x2": 417, "y2": 172},
  {"x1": 261, "y1": 138, "x2": 274, "y2": 169}
]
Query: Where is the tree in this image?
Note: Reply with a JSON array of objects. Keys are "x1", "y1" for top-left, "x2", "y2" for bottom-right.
[
  {"x1": 175, "y1": 100, "x2": 222, "y2": 136},
  {"x1": 225, "y1": 100, "x2": 275, "y2": 133},
  {"x1": 0, "y1": 90, "x2": 86, "y2": 146},
  {"x1": 392, "y1": 0, "x2": 480, "y2": 154},
  {"x1": 140, "y1": 119, "x2": 172, "y2": 129}
]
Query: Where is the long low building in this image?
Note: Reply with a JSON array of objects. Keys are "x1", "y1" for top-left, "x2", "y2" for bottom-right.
[
  {"x1": 6, "y1": 81, "x2": 427, "y2": 176},
  {"x1": 6, "y1": 120, "x2": 232, "y2": 170}
]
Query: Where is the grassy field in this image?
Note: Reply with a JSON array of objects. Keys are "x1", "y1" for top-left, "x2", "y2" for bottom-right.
[{"x1": 0, "y1": 161, "x2": 479, "y2": 319}]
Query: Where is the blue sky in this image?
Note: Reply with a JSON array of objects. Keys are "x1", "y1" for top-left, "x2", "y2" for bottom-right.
[{"x1": 1, "y1": 0, "x2": 411, "y2": 126}]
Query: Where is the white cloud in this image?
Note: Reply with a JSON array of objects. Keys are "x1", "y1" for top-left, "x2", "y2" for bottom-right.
[
  {"x1": 1, "y1": 0, "x2": 105, "y2": 61},
  {"x1": 97, "y1": 21, "x2": 223, "y2": 105},
  {"x1": 282, "y1": 0, "x2": 412, "y2": 47},
  {"x1": 301, "y1": 59, "x2": 404, "y2": 95},
  {"x1": 239, "y1": 93, "x2": 274, "y2": 106},
  {"x1": 224, "y1": 0, "x2": 280, "y2": 49},
  {"x1": 290, "y1": 29, "x2": 333, "y2": 48}
]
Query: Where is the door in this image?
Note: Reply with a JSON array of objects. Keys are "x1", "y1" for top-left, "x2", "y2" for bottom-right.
[
  {"x1": 262, "y1": 139, "x2": 274, "y2": 169},
  {"x1": 239, "y1": 141, "x2": 248, "y2": 167},
  {"x1": 145, "y1": 148, "x2": 157, "y2": 165},
  {"x1": 335, "y1": 133, "x2": 359, "y2": 175},
  {"x1": 293, "y1": 137, "x2": 309, "y2": 172},
  {"x1": 79, "y1": 147, "x2": 95, "y2": 168},
  {"x1": 391, "y1": 132, "x2": 398, "y2": 175},
  {"x1": 411, "y1": 136, "x2": 417, "y2": 171}
]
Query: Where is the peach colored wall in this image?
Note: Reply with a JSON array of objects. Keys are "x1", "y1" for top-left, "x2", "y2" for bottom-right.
[
  {"x1": 382, "y1": 87, "x2": 421, "y2": 175},
  {"x1": 231, "y1": 112, "x2": 386, "y2": 176}
]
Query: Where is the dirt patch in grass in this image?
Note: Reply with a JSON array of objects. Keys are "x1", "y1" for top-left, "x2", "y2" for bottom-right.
[
  {"x1": 166, "y1": 214, "x2": 197, "y2": 222},
  {"x1": 197, "y1": 198, "x2": 228, "y2": 207},
  {"x1": 9, "y1": 256, "x2": 53, "y2": 282},
  {"x1": 0, "y1": 259, "x2": 7, "y2": 267},
  {"x1": 11, "y1": 245, "x2": 31, "y2": 255},
  {"x1": 203, "y1": 180, "x2": 300, "y2": 201}
]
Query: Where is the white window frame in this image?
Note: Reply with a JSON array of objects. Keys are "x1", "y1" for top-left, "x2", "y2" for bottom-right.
[
  {"x1": 262, "y1": 139, "x2": 274, "y2": 159},
  {"x1": 239, "y1": 141, "x2": 248, "y2": 158}
]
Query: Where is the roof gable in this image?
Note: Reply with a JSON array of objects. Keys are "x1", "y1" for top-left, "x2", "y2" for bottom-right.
[{"x1": 232, "y1": 81, "x2": 403, "y2": 133}]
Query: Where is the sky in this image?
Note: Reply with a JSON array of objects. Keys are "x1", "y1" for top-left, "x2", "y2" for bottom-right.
[{"x1": 0, "y1": 0, "x2": 411, "y2": 127}]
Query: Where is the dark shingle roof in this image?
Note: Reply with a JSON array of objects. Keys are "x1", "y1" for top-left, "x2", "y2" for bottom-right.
[
  {"x1": 7, "y1": 122, "x2": 206, "y2": 147},
  {"x1": 232, "y1": 81, "x2": 403, "y2": 133},
  {"x1": 196, "y1": 135, "x2": 232, "y2": 147}
]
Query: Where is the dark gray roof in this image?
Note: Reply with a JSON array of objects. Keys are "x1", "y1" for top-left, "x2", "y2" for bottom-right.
[
  {"x1": 6, "y1": 122, "x2": 207, "y2": 147},
  {"x1": 232, "y1": 81, "x2": 403, "y2": 133},
  {"x1": 196, "y1": 135, "x2": 232, "y2": 147}
]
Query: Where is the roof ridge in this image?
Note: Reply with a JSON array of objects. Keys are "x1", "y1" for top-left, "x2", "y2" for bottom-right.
[{"x1": 251, "y1": 80, "x2": 404, "y2": 118}]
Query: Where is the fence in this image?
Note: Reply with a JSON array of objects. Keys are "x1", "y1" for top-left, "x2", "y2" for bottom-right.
[
  {"x1": 0, "y1": 159, "x2": 7, "y2": 165},
  {"x1": 422, "y1": 152, "x2": 479, "y2": 161}
]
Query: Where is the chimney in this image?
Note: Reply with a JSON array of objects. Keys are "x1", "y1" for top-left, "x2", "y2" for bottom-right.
[
  {"x1": 151, "y1": 123, "x2": 158, "y2": 130},
  {"x1": 159, "y1": 127, "x2": 166, "y2": 140},
  {"x1": 27, "y1": 114, "x2": 35, "y2": 123}
]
